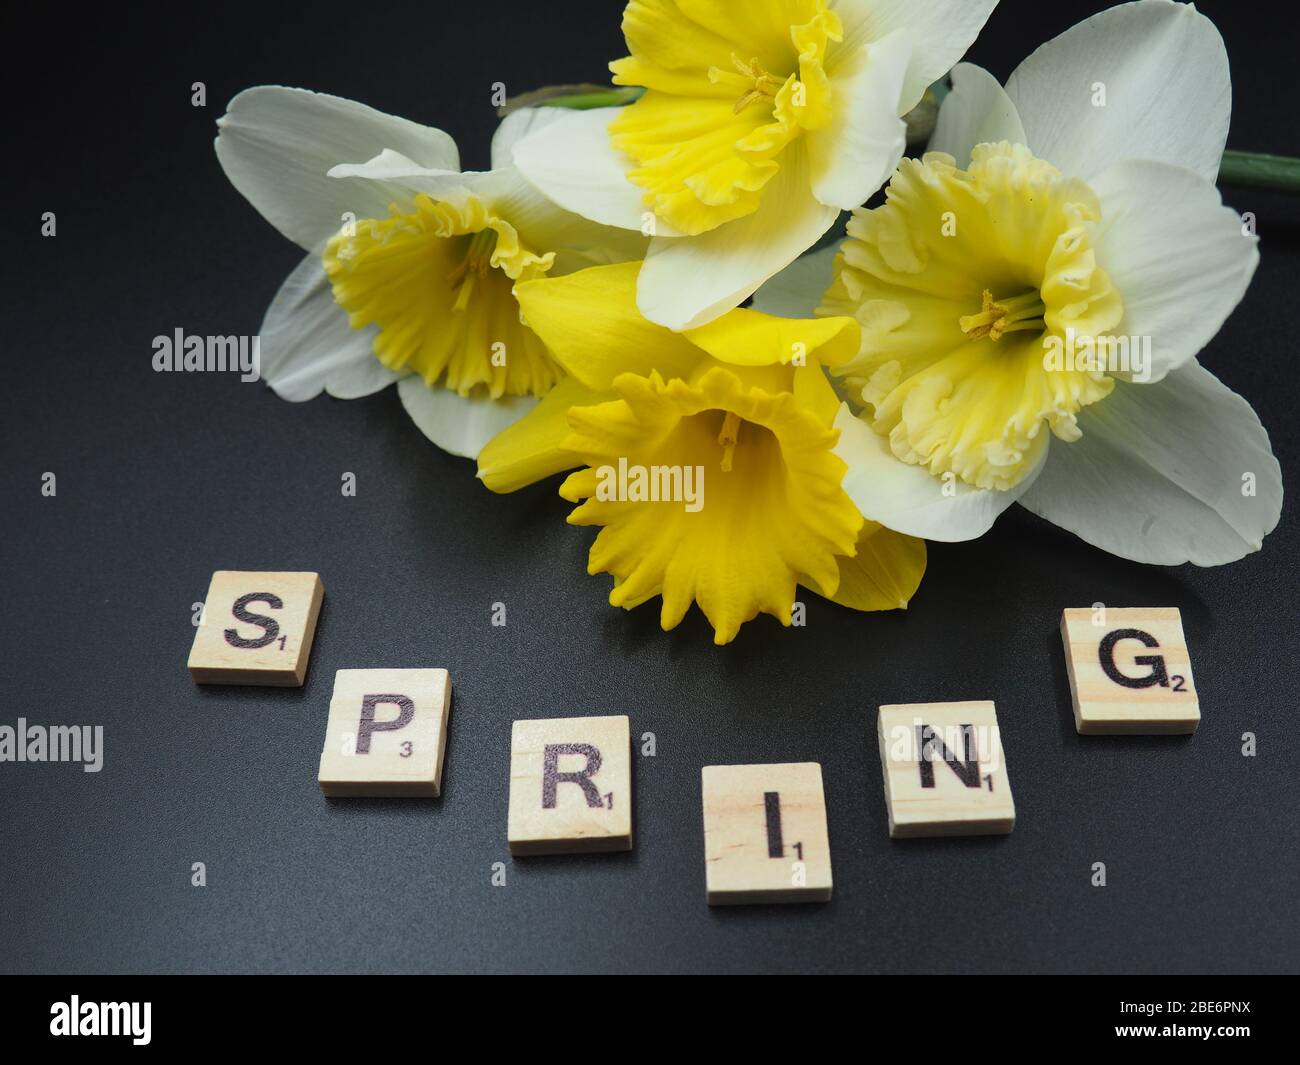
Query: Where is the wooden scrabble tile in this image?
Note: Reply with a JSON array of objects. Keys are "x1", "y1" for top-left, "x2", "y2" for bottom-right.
[
  {"x1": 1061, "y1": 607, "x2": 1200, "y2": 735},
  {"x1": 877, "y1": 701, "x2": 1015, "y2": 838},
  {"x1": 188, "y1": 571, "x2": 324, "y2": 686},
  {"x1": 508, "y1": 715, "x2": 632, "y2": 855},
  {"x1": 701, "y1": 762, "x2": 832, "y2": 905},
  {"x1": 317, "y1": 669, "x2": 452, "y2": 797}
]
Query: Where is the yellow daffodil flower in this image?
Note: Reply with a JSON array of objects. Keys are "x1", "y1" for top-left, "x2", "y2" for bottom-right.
[
  {"x1": 216, "y1": 89, "x2": 644, "y2": 456},
  {"x1": 323, "y1": 187, "x2": 560, "y2": 401},
  {"x1": 757, "y1": 0, "x2": 1282, "y2": 565},
  {"x1": 477, "y1": 262, "x2": 926, "y2": 643},
  {"x1": 509, "y1": 0, "x2": 998, "y2": 331}
]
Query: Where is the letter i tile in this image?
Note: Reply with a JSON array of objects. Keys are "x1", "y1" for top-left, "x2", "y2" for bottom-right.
[{"x1": 700, "y1": 763, "x2": 832, "y2": 905}]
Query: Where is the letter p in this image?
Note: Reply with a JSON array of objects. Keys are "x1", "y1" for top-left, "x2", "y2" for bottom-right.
[{"x1": 356, "y1": 694, "x2": 416, "y2": 754}]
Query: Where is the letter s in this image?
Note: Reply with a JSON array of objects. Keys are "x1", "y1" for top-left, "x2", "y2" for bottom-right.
[{"x1": 224, "y1": 592, "x2": 283, "y2": 649}]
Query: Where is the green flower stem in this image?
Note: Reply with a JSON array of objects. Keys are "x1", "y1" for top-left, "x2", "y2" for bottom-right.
[
  {"x1": 1218, "y1": 150, "x2": 1300, "y2": 194},
  {"x1": 542, "y1": 88, "x2": 644, "y2": 110},
  {"x1": 497, "y1": 85, "x2": 643, "y2": 117}
]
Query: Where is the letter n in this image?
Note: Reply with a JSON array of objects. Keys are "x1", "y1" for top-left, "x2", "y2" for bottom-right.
[{"x1": 916, "y1": 724, "x2": 981, "y2": 788}]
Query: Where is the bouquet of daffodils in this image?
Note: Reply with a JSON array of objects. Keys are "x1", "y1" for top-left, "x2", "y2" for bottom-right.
[{"x1": 217, "y1": 0, "x2": 1281, "y2": 644}]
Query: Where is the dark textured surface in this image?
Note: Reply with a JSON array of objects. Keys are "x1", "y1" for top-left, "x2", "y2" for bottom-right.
[{"x1": 2, "y1": 1, "x2": 1297, "y2": 973}]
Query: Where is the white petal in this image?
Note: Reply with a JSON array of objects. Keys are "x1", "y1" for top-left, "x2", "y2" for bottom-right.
[
  {"x1": 1005, "y1": 0, "x2": 1230, "y2": 183},
  {"x1": 833, "y1": 405, "x2": 1042, "y2": 541},
  {"x1": 490, "y1": 106, "x2": 569, "y2": 170},
  {"x1": 512, "y1": 107, "x2": 678, "y2": 234},
  {"x1": 1091, "y1": 159, "x2": 1258, "y2": 382},
  {"x1": 324, "y1": 356, "x2": 407, "y2": 400},
  {"x1": 750, "y1": 246, "x2": 838, "y2": 317},
  {"x1": 326, "y1": 148, "x2": 467, "y2": 198},
  {"x1": 473, "y1": 168, "x2": 650, "y2": 269},
  {"x1": 258, "y1": 250, "x2": 401, "y2": 402},
  {"x1": 324, "y1": 158, "x2": 648, "y2": 272},
  {"x1": 833, "y1": 0, "x2": 999, "y2": 112},
  {"x1": 929, "y1": 63, "x2": 1027, "y2": 165},
  {"x1": 215, "y1": 86, "x2": 460, "y2": 250},
  {"x1": 1021, "y1": 362, "x2": 1282, "y2": 566},
  {"x1": 807, "y1": 30, "x2": 911, "y2": 210},
  {"x1": 327, "y1": 155, "x2": 523, "y2": 227},
  {"x1": 397, "y1": 378, "x2": 539, "y2": 460},
  {"x1": 636, "y1": 145, "x2": 840, "y2": 330}
]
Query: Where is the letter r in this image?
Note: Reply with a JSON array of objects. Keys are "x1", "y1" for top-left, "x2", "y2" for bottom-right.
[{"x1": 542, "y1": 743, "x2": 604, "y2": 808}]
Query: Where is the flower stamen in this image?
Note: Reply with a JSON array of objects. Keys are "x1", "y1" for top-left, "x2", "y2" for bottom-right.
[
  {"x1": 709, "y1": 53, "x2": 786, "y2": 114},
  {"x1": 959, "y1": 289, "x2": 1047, "y2": 342},
  {"x1": 717, "y1": 410, "x2": 742, "y2": 472},
  {"x1": 446, "y1": 228, "x2": 500, "y2": 313}
]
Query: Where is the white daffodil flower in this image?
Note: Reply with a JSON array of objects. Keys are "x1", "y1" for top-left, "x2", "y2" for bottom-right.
[
  {"x1": 215, "y1": 88, "x2": 645, "y2": 458},
  {"x1": 508, "y1": 0, "x2": 998, "y2": 332},
  {"x1": 756, "y1": 0, "x2": 1282, "y2": 566}
]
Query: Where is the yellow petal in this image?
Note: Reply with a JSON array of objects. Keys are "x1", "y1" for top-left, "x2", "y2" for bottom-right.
[
  {"x1": 324, "y1": 192, "x2": 561, "y2": 398},
  {"x1": 813, "y1": 521, "x2": 927, "y2": 612},
  {"x1": 610, "y1": 91, "x2": 785, "y2": 235},
  {"x1": 793, "y1": 363, "x2": 841, "y2": 426},
  {"x1": 513, "y1": 262, "x2": 702, "y2": 389},
  {"x1": 685, "y1": 306, "x2": 859, "y2": 369},
  {"x1": 617, "y1": 0, "x2": 762, "y2": 77},
  {"x1": 665, "y1": 0, "x2": 817, "y2": 73},
  {"x1": 477, "y1": 376, "x2": 608, "y2": 493},
  {"x1": 610, "y1": 55, "x2": 732, "y2": 99},
  {"x1": 824, "y1": 143, "x2": 1125, "y2": 490},
  {"x1": 558, "y1": 365, "x2": 863, "y2": 644},
  {"x1": 607, "y1": 0, "x2": 841, "y2": 235}
]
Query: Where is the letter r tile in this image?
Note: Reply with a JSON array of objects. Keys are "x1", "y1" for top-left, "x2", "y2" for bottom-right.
[
  {"x1": 877, "y1": 701, "x2": 1015, "y2": 838},
  {"x1": 507, "y1": 715, "x2": 632, "y2": 855},
  {"x1": 1061, "y1": 607, "x2": 1200, "y2": 734},
  {"x1": 318, "y1": 669, "x2": 452, "y2": 797},
  {"x1": 701, "y1": 763, "x2": 832, "y2": 905},
  {"x1": 187, "y1": 571, "x2": 324, "y2": 686}
]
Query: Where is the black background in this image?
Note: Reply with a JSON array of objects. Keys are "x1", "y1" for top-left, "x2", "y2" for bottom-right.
[{"x1": 3, "y1": 0, "x2": 1297, "y2": 974}]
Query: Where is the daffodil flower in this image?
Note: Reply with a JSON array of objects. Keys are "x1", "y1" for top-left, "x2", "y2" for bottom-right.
[
  {"x1": 758, "y1": 0, "x2": 1282, "y2": 565},
  {"x1": 215, "y1": 88, "x2": 644, "y2": 456},
  {"x1": 476, "y1": 262, "x2": 926, "y2": 644},
  {"x1": 508, "y1": 0, "x2": 998, "y2": 331}
]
